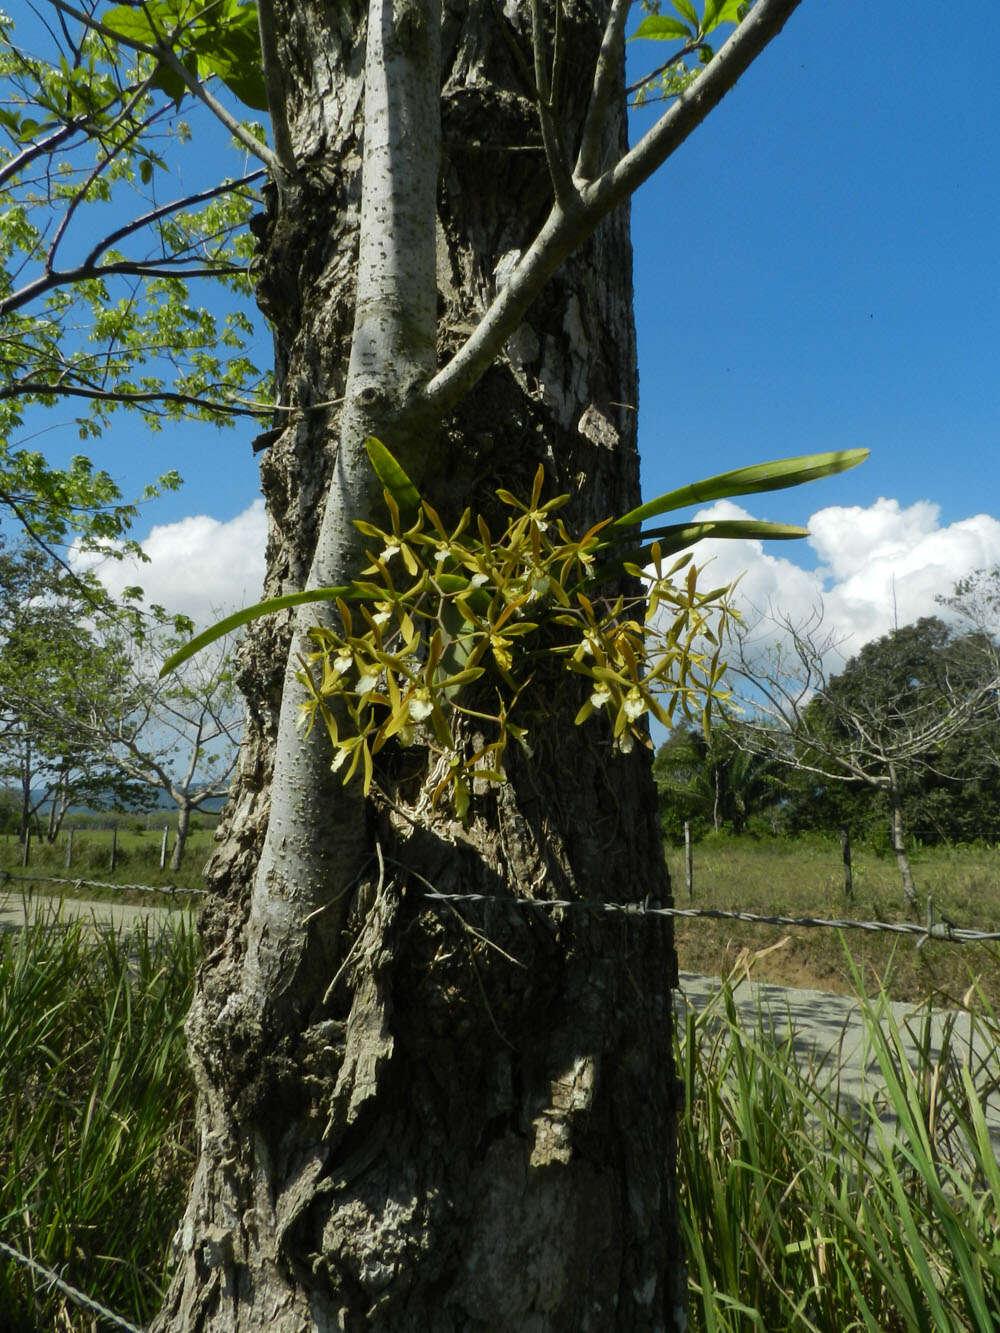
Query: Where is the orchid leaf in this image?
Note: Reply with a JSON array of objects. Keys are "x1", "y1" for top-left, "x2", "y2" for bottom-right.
[
  {"x1": 627, "y1": 520, "x2": 809, "y2": 563},
  {"x1": 160, "y1": 586, "x2": 351, "y2": 676},
  {"x1": 611, "y1": 449, "x2": 869, "y2": 531},
  {"x1": 365, "y1": 437, "x2": 422, "y2": 516}
]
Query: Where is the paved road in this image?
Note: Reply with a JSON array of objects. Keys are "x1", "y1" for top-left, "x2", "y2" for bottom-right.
[
  {"x1": 5, "y1": 892, "x2": 997, "y2": 1151},
  {"x1": 0, "y1": 888, "x2": 195, "y2": 934},
  {"x1": 676, "y1": 969, "x2": 1000, "y2": 1153}
]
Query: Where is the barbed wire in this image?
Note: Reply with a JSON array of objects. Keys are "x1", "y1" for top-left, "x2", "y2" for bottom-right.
[
  {"x1": 0, "y1": 1236, "x2": 146, "y2": 1333},
  {"x1": 1, "y1": 872, "x2": 995, "y2": 945},
  {"x1": 0, "y1": 870, "x2": 205, "y2": 896},
  {"x1": 420, "y1": 892, "x2": 1000, "y2": 945}
]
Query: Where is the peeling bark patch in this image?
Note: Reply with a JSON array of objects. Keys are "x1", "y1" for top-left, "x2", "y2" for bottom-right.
[
  {"x1": 577, "y1": 402, "x2": 618, "y2": 451},
  {"x1": 530, "y1": 1054, "x2": 596, "y2": 1167}
]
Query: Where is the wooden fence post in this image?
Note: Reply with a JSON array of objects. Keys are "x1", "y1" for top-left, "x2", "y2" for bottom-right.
[
  {"x1": 841, "y1": 824, "x2": 853, "y2": 902},
  {"x1": 109, "y1": 827, "x2": 117, "y2": 872},
  {"x1": 684, "y1": 821, "x2": 693, "y2": 901}
]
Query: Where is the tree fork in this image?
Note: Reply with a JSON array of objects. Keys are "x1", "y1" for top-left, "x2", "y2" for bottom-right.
[{"x1": 157, "y1": 2, "x2": 808, "y2": 1327}]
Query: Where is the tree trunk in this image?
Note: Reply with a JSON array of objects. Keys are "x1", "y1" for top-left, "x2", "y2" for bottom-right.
[
  {"x1": 887, "y1": 765, "x2": 918, "y2": 907},
  {"x1": 841, "y1": 824, "x2": 853, "y2": 903},
  {"x1": 156, "y1": 4, "x2": 684, "y2": 1329},
  {"x1": 171, "y1": 801, "x2": 191, "y2": 873},
  {"x1": 19, "y1": 735, "x2": 31, "y2": 844}
]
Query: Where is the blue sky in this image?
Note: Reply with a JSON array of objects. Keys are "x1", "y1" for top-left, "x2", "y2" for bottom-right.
[
  {"x1": 631, "y1": 2, "x2": 999, "y2": 533},
  {"x1": 12, "y1": 2, "x2": 1000, "y2": 648}
]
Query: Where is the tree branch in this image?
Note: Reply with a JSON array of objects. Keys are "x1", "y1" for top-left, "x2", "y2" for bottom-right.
[
  {"x1": 0, "y1": 117, "x2": 82, "y2": 192},
  {"x1": 0, "y1": 378, "x2": 269, "y2": 417},
  {"x1": 255, "y1": 0, "x2": 297, "y2": 182},
  {"x1": 46, "y1": 0, "x2": 285, "y2": 179},
  {"x1": 419, "y1": 0, "x2": 804, "y2": 421},
  {"x1": 0, "y1": 256, "x2": 244, "y2": 318},
  {"x1": 574, "y1": 0, "x2": 629, "y2": 182},
  {"x1": 46, "y1": 93, "x2": 163, "y2": 274},
  {"x1": 528, "y1": 0, "x2": 573, "y2": 204},
  {"x1": 82, "y1": 170, "x2": 264, "y2": 269},
  {"x1": 581, "y1": 0, "x2": 803, "y2": 216}
]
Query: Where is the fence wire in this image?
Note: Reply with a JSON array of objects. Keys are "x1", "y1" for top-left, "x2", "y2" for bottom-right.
[
  {"x1": 0, "y1": 1236, "x2": 146, "y2": 1333},
  {"x1": 0, "y1": 870, "x2": 205, "y2": 896},
  {"x1": 0, "y1": 870, "x2": 996, "y2": 946},
  {"x1": 420, "y1": 892, "x2": 1000, "y2": 946}
]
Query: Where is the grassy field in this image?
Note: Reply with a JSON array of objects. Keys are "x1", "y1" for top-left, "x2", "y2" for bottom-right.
[
  {"x1": 5, "y1": 828, "x2": 997, "y2": 1001},
  {"x1": 667, "y1": 833, "x2": 1000, "y2": 1008},
  {"x1": 0, "y1": 826, "x2": 216, "y2": 901},
  {"x1": 0, "y1": 913, "x2": 196, "y2": 1330},
  {"x1": 1, "y1": 909, "x2": 998, "y2": 1331}
]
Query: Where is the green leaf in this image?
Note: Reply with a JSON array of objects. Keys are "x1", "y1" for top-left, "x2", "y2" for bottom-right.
[
  {"x1": 630, "y1": 15, "x2": 694, "y2": 41},
  {"x1": 611, "y1": 448, "x2": 869, "y2": 530},
  {"x1": 103, "y1": 0, "x2": 267, "y2": 111},
  {"x1": 365, "y1": 436, "x2": 422, "y2": 516},
  {"x1": 715, "y1": 0, "x2": 746, "y2": 24},
  {"x1": 672, "y1": 0, "x2": 702, "y2": 29},
  {"x1": 190, "y1": 4, "x2": 268, "y2": 111},
  {"x1": 160, "y1": 586, "x2": 351, "y2": 676},
  {"x1": 139, "y1": 158, "x2": 154, "y2": 184},
  {"x1": 702, "y1": 0, "x2": 746, "y2": 33},
  {"x1": 630, "y1": 520, "x2": 809, "y2": 562},
  {"x1": 101, "y1": 5, "x2": 159, "y2": 46}
]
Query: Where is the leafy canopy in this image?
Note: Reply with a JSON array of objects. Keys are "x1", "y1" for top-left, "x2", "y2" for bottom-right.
[{"x1": 0, "y1": 3, "x2": 270, "y2": 553}]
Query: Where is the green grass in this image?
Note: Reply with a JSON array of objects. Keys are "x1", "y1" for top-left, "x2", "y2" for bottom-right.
[
  {"x1": 669, "y1": 833, "x2": 1000, "y2": 1007},
  {"x1": 3, "y1": 890, "x2": 1000, "y2": 1330},
  {"x1": 0, "y1": 826, "x2": 215, "y2": 900},
  {"x1": 680, "y1": 959, "x2": 1000, "y2": 1331},
  {"x1": 0, "y1": 909, "x2": 197, "y2": 1330}
]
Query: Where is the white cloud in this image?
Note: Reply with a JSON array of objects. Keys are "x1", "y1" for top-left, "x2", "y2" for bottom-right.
[
  {"x1": 684, "y1": 496, "x2": 1000, "y2": 671},
  {"x1": 80, "y1": 500, "x2": 267, "y2": 628},
  {"x1": 78, "y1": 491, "x2": 1000, "y2": 675}
]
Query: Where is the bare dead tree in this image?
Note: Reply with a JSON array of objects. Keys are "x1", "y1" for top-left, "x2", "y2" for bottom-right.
[{"x1": 727, "y1": 605, "x2": 1000, "y2": 905}]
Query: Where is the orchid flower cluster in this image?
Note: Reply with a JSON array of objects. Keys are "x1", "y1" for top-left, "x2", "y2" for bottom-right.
[
  {"x1": 163, "y1": 438, "x2": 866, "y2": 820},
  {"x1": 296, "y1": 463, "x2": 736, "y2": 816}
]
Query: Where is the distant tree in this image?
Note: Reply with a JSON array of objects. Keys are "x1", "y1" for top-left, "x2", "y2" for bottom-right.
[
  {"x1": 939, "y1": 565, "x2": 1000, "y2": 643},
  {"x1": 0, "y1": 543, "x2": 152, "y2": 839},
  {"x1": 0, "y1": 539, "x2": 241, "y2": 862},
  {"x1": 11, "y1": 617, "x2": 242, "y2": 868},
  {"x1": 654, "y1": 722, "x2": 780, "y2": 842},
  {"x1": 730, "y1": 614, "x2": 1000, "y2": 902},
  {"x1": 88, "y1": 627, "x2": 241, "y2": 869}
]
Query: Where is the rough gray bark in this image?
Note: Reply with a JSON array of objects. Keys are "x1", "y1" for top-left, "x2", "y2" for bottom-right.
[{"x1": 152, "y1": 2, "x2": 805, "y2": 1327}]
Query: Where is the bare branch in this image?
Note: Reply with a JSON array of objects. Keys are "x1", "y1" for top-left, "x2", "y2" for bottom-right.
[
  {"x1": 256, "y1": 0, "x2": 297, "y2": 181},
  {"x1": 0, "y1": 117, "x2": 82, "y2": 192},
  {"x1": 0, "y1": 256, "x2": 244, "y2": 318},
  {"x1": 45, "y1": 91, "x2": 163, "y2": 274},
  {"x1": 574, "y1": 0, "x2": 629, "y2": 182},
  {"x1": 625, "y1": 42, "x2": 703, "y2": 101},
  {"x1": 82, "y1": 170, "x2": 265, "y2": 269},
  {"x1": 528, "y1": 0, "x2": 574, "y2": 203},
  {"x1": 420, "y1": 0, "x2": 804, "y2": 421},
  {"x1": 582, "y1": 0, "x2": 804, "y2": 215},
  {"x1": 0, "y1": 379, "x2": 269, "y2": 417}
]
